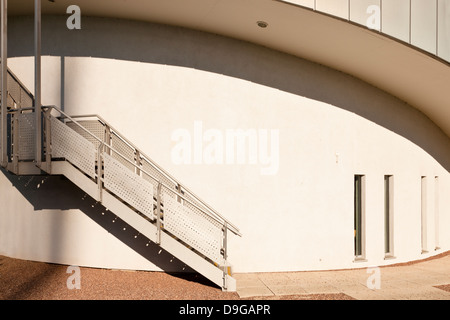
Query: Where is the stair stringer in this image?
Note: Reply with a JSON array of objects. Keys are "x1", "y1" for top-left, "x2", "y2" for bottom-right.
[{"x1": 51, "y1": 160, "x2": 236, "y2": 291}]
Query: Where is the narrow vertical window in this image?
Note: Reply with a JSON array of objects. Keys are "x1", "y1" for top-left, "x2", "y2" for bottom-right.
[
  {"x1": 421, "y1": 176, "x2": 428, "y2": 253},
  {"x1": 354, "y1": 175, "x2": 365, "y2": 259},
  {"x1": 435, "y1": 176, "x2": 440, "y2": 250},
  {"x1": 384, "y1": 175, "x2": 394, "y2": 258}
]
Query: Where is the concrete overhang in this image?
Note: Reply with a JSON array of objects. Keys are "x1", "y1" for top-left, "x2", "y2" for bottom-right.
[{"x1": 8, "y1": 0, "x2": 450, "y2": 137}]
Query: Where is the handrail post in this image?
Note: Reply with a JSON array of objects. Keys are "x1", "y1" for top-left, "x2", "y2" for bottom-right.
[
  {"x1": 348, "y1": 0, "x2": 351, "y2": 21},
  {"x1": 380, "y1": 0, "x2": 383, "y2": 33},
  {"x1": 409, "y1": 0, "x2": 412, "y2": 44},
  {"x1": 176, "y1": 183, "x2": 184, "y2": 203},
  {"x1": 44, "y1": 107, "x2": 51, "y2": 173},
  {"x1": 34, "y1": 0, "x2": 42, "y2": 168},
  {"x1": 222, "y1": 222, "x2": 228, "y2": 262},
  {"x1": 97, "y1": 143, "x2": 103, "y2": 202},
  {"x1": 0, "y1": 0, "x2": 7, "y2": 167},
  {"x1": 156, "y1": 182, "x2": 162, "y2": 244},
  {"x1": 436, "y1": 0, "x2": 439, "y2": 56},
  {"x1": 104, "y1": 124, "x2": 111, "y2": 155},
  {"x1": 12, "y1": 112, "x2": 18, "y2": 173},
  {"x1": 222, "y1": 222, "x2": 228, "y2": 290},
  {"x1": 135, "y1": 149, "x2": 141, "y2": 176}
]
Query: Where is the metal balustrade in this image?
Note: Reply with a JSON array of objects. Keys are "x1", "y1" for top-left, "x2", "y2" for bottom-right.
[
  {"x1": 61, "y1": 112, "x2": 240, "y2": 235},
  {"x1": 0, "y1": 67, "x2": 35, "y2": 165},
  {"x1": 1, "y1": 66, "x2": 34, "y2": 109},
  {"x1": 0, "y1": 67, "x2": 240, "y2": 291},
  {"x1": 45, "y1": 107, "x2": 240, "y2": 288}
]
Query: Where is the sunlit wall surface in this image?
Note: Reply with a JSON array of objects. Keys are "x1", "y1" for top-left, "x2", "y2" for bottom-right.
[{"x1": 1, "y1": 1, "x2": 449, "y2": 274}]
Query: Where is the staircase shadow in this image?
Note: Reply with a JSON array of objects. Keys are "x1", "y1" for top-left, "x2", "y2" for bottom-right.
[
  {"x1": 1, "y1": 169, "x2": 220, "y2": 287},
  {"x1": 166, "y1": 271, "x2": 218, "y2": 289}
]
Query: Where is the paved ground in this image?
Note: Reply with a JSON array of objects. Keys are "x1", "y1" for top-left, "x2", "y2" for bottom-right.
[
  {"x1": 235, "y1": 251, "x2": 450, "y2": 300},
  {"x1": 0, "y1": 251, "x2": 448, "y2": 300}
]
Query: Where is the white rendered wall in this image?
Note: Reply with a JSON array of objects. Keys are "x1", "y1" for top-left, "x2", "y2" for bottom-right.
[{"x1": 1, "y1": 16, "x2": 449, "y2": 273}]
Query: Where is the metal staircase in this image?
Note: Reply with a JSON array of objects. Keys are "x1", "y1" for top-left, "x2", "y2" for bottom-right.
[{"x1": 0, "y1": 67, "x2": 241, "y2": 291}]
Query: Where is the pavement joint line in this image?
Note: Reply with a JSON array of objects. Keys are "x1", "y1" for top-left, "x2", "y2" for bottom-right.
[
  {"x1": 235, "y1": 251, "x2": 450, "y2": 299},
  {"x1": 257, "y1": 274, "x2": 276, "y2": 296}
]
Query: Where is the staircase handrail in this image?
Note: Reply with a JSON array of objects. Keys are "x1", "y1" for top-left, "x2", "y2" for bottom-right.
[{"x1": 43, "y1": 105, "x2": 242, "y2": 237}]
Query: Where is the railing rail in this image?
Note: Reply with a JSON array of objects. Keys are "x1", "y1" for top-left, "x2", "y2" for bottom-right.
[
  {"x1": 1, "y1": 67, "x2": 35, "y2": 165},
  {"x1": 38, "y1": 104, "x2": 241, "y2": 273},
  {"x1": 0, "y1": 66, "x2": 35, "y2": 109},
  {"x1": 50, "y1": 109, "x2": 241, "y2": 237}
]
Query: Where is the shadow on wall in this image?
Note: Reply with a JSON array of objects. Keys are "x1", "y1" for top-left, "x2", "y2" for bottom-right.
[
  {"x1": 0, "y1": 167, "x2": 198, "y2": 277},
  {"x1": 7, "y1": 15, "x2": 450, "y2": 171}
]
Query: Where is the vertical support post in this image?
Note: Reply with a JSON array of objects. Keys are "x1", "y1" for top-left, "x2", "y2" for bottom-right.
[
  {"x1": 436, "y1": 0, "x2": 439, "y2": 56},
  {"x1": 222, "y1": 223, "x2": 228, "y2": 290},
  {"x1": 380, "y1": 0, "x2": 383, "y2": 33},
  {"x1": 34, "y1": 0, "x2": 42, "y2": 167},
  {"x1": 44, "y1": 107, "x2": 51, "y2": 173},
  {"x1": 348, "y1": 0, "x2": 351, "y2": 21},
  {"x1": 97, "y1": 144, "x2": 103, "y2": 202},
  {"x1": 0, "y1": 0, "x2": 7, "y2": 167},
  {"x1": 156, "y1": 182, "x2": 162, "y2": 245},
  {"x1": 176, "y1": 183, "x2": 184, "y2": 203},
  {"x1": 12, "y1": 112, "x2": 18, "y2": 173},
  {"x1": 104, "y1": 124, "x2": 111, "y2": 155},
  {"x1": 409, "y1": 0, "x2": 412, "y2": 44},
  {"x1": 135, "y1": 149, "x2": 141, "y2": 176}
]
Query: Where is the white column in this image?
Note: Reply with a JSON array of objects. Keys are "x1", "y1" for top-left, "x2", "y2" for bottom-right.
[
  {"x1": 1, "y1": 0, "x2": 7, "y2": 167},
  {"x1": 35, "y1": 0, "x2": 42, "y2": 166}
]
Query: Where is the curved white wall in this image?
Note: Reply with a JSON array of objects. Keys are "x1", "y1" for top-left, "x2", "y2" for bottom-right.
[{"x1": 1, "y1": 16, "x2": 449, "y2": 273}]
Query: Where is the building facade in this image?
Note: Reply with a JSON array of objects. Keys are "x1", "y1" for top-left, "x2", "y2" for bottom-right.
[{"x1": 0, "y1": 1, "x2": 449, "y2": 289}]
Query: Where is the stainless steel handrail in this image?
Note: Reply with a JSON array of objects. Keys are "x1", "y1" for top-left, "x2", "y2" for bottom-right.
[
  {"x1": 64, "y1": 112, "x2": 241, "y2": 236},
  {"x1": 68, "y1": 114, "x2": 179, "y2": 186},
  {"x1": 43, "y1": 105, "x2": 242, "y2": 237}
]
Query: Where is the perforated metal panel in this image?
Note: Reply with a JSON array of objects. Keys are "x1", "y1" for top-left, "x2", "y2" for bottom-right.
[
  {"x1": 103, "y1": 152, "x2": 155, "y2": 220},
  {"x1": 6, "y1": 72, "x2": 33, "y2": 108},
  {"x1": 7, "y1": 73, "x2": 20, "y2": 107},
  {"x1": 20, "y1": 89, "x2": 33, "y2": 108},
  {"x1": 18, "y1": 113, "x2": 36, "y2": 160},
  {"x1": 66, "y1": 120, "x2": 104, "y2": 149},
  {"x1": 163, "y1": 194, "x2": 224, "y2": 263},
  {"x1": 51, "y1": 116, "x2": 97, "y2": 178},
  {"x1": 141, "y1": 159, "x2": 177, "y2": 202},
  {"x1": 111, "y1": 133, "x2": 136, "y2": 172},
  {"x1": 182, "y1": 190, "x2": 211, "y2": 216}
]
